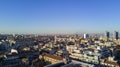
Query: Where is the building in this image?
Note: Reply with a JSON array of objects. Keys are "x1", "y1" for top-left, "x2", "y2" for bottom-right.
[
  {"x1": 84, "y1": 34, "x2": 89, "y2": 39},
  {"x1": 39, "y1": 54, "x2": 63, "y2": 64},
  {"x1": 113, "y1": 31, "x2": 119, "y2": 40},
  {"x1": 105, "y1": 31, "x2": 110, "y2": 41}
]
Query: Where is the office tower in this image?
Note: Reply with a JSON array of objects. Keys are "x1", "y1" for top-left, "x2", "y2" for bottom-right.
[
  {"x1": 113, "y1": 31, "x2": 119, "y2": 40},
  {"x1": 105, "y1": 31, "x2": 110, "y2": 41},
  {"x1": 84, "y1": 34, "x2": 89, "y2": 39},
  {"x1": 54, "y1": 35, "x2": 57, "y2": 44}
]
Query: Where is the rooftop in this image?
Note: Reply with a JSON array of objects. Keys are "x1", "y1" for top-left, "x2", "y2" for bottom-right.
[{"x1": 43, "y1": 54, "x2": 63, "y2": 60}]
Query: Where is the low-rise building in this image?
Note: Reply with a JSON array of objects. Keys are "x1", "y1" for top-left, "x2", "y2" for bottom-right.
[{"x1": 39, "y1": 54, "x2": 63, "y2": 64}]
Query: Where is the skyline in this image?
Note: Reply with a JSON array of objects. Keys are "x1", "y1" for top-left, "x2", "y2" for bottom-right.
[{"x1": 0, "y1": 0, "x2": 120, "y2": 34}]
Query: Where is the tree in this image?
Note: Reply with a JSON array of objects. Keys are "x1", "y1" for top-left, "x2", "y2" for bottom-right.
[
  {"x1": 117, "y1": 60, "x2": 120, "y2": 67},
  {"x1": 114, "y1": 49, "x2": 120, "y2": 66}
]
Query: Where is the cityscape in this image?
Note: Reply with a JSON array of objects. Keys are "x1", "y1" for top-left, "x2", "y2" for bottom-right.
[
  {"x1": 0, "y1": 32, "x2": 120, "y2": 67},
  {"x1": 1, "y1": 0, "x2": 120, "y2": 67}
]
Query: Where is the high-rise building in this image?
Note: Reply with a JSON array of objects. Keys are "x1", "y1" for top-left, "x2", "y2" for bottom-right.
[
  {"x1": 54, "y1": 35, "x2": 57, "y2": 44},
  {"x1": 84, "y1": 34, "x2": 89, "y2": 39},
  {"x1": 105, "y1": 31, "x2": 110, "y2": 41},
  {"x1": 113, "y1": 31, "x2": 119, "y2": 40}
]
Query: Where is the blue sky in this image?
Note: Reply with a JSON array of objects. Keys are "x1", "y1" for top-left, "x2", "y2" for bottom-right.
[{"x1": 0, "y1": 0, "x2": 120, "y2": 34}]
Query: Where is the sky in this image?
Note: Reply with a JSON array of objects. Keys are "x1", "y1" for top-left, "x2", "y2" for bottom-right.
[{"x1": 0, "y1": 0, "x2": 120, "y2": 34}]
